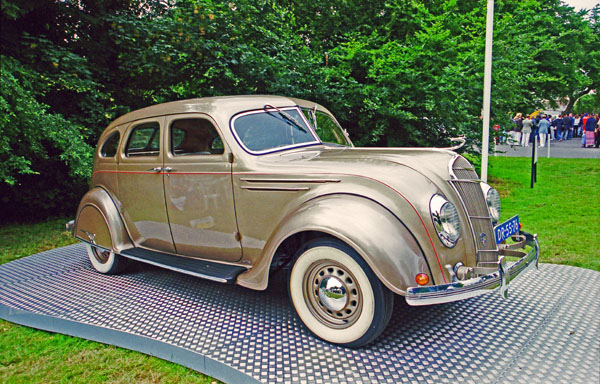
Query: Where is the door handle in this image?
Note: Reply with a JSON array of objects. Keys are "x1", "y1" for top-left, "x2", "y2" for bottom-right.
[
  {"x1": 149, "y1": 167, "x2": 163, "y2": 172},
  {"x1": 163, "y1": 167, "x2": 173, "y2": 172}
]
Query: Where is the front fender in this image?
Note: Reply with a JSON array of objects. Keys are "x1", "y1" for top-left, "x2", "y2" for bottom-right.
[
  {"x1": 236, "y1": 194, "x2": 432, "y2": 295},
  {"x1": 74, "y1": 187, "x2": 133, "y2": 252}
]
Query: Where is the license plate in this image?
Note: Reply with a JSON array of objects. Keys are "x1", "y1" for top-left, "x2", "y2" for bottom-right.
[{"x1": 494, "y1": 215, "x2": 520, "y2": 244}]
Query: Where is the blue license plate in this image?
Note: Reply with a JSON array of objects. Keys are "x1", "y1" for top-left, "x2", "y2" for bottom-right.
[{"x1": 494, "y1": 215, "x2": 520, "y2": 243}]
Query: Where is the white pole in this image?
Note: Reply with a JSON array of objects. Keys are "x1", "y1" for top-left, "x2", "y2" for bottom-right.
[
  {"x1": 547, "y1": 129, "x2": 551, "y2": 158},
  {"x1": 481, "y1": 0, "x2": 495, "y2": 183}
]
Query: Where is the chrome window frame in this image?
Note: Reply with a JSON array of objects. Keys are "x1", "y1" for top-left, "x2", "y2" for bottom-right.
[{"x1": 230, "y1": 106, "x2": 321, "y2": 155}]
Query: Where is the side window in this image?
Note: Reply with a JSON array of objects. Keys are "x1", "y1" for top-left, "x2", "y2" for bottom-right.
[
  {"x1": 100, "y1": 131, "x2": 120, "y2": 157},
  {"x1": 170, "y1": 118, "x2": 224, "y2": 156},
  {"x1": 125, "y1": 122, "x2": 160, "y2": 157}
]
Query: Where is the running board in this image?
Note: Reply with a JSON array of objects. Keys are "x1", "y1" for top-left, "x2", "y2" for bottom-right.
[{"x1": 120, "y1": 248, "x2": 247, "y2": 284}]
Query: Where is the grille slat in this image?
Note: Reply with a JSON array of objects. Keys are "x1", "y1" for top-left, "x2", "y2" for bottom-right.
[
  {"x1": 451, "y1": 181, "x2": 490, "y2": 217},
  {"x1": 450, "y1": 156, "x2": 498, "y2": 265}
]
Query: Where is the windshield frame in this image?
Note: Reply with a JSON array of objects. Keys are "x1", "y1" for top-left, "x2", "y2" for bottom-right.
[
  {"x1": 230, "y1": 106, "x2": 322, "y2": 155},
  {"x1": 301, "y1": 107, "x2": 353, "y2": 148}
]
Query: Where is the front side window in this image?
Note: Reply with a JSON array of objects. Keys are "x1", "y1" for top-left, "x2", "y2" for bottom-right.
[
  {"x1": 100, "y1": 131, "x2": 120, "y2": 157},
  {"x1": 302, "y1": 108, "x2": 351, "y2": 147},
  {"x1": 170, "y1": 118, "x2": 224, "y2": 156},
  {"x1": 232, "y1": 107, "x2": 319, "y2": 153},
  {"x1": 125, "y1": 122, "x2": 160, "y2": 157}
]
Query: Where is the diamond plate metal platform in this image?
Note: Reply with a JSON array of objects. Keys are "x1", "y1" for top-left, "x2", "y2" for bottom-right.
[{"x1": 1, "y1": 243, "x2": 598, "y2": 384}]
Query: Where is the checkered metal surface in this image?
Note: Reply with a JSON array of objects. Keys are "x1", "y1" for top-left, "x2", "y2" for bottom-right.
[{"x1": 1, "y1": 243, "x2": 598, "y2": 384}]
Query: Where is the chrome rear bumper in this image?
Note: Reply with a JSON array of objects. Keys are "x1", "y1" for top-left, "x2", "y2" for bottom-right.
[{"x1": 406, "y1": 232, "x2": 539, "y2": 306}]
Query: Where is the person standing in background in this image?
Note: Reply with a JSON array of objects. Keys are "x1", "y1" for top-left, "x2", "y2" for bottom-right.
[
  {"x1": 581, "y1": 114, "x2": 590, "y2": 147},
  {"x1": 512, "y1": 113, "x2": 523, "y2": 147},
  {"x1": 532, "y1": 114, "x2": 540, "y2": 145},
  {"x1": 595, "y1": 114, "x2": 600, "y2": 148},
  {"x1": 584, "y1": 114, "x2": 597, "y2": 148},
  {"x1": 561, "y1": 114, "x2": 571, "y2": 140},
  {"x1": 538, "y1": 114, "x2": 550, "y2": 147},
  {"x1": 555, "y1": 115, "x2": 564, "y2": 141},
  {"x1": 574, "y1": 114, "x2": 581, "y2": 137},
  {"x1": 568, "y1": 113, "x2": 575, "y2": 139},
  {"x1": 522, "y1": 115, "x2": 533, "y2": 147}
]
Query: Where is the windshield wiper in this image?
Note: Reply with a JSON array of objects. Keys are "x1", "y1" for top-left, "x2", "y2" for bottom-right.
[{"x1": 264, "y1": 104, "x2": 307, "y2": 133}]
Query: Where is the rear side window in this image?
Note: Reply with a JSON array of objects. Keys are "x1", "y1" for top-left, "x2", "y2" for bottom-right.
[
  {"x1": 100, "y1": 131, "x2": 120, "y2": 157},
  {"x1": 170, "y1": 118, "x2": 224, "y2": 156},
  {"x1": 125, "y1": 122, "x2": 160, "y2": 157}
]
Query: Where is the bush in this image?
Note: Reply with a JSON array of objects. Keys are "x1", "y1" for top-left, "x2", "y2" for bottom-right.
[{"x1": 0, "y1": 56, "x2": 92, "y2": 222}]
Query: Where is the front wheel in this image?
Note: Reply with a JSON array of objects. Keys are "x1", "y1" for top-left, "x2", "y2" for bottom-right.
[
  {"x1": 86, "y1": 243, "x2": 127, "y2": 274},
  {"x1": 288, "y1": 239, "x2": 394, "y2": 348}
]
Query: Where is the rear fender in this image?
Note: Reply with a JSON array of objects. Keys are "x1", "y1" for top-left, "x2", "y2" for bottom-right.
[
  {"x1": 236, "y1": 194, "x2": 432, "y2": 295},
  {"x1": 74, "y1": 187, "x2": 132, "y2": 252}
]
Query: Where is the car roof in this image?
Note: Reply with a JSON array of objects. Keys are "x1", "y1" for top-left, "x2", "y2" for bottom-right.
[{"x1": 106, "y1": 95, "x2": 334, "y2": 130}]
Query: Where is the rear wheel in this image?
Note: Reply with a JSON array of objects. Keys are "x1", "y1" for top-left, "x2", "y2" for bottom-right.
[
  {"x1": 288, "y1": 239, "x2": 393, "y2": 348},
  {"x1": 86, "y1": 244, "x2": 128, "y2": 274}
]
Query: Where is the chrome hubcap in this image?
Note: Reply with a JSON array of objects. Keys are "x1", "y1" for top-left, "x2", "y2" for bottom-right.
[
  {"x1": 303, "y1": 260, "x2": 362, "y2": 329},
  {"x1": 92, "y1": 247, "x2": 111, "y2": 264},
  {"x1": 318, "y1": 276, "x2": 347, "y2": 311}
]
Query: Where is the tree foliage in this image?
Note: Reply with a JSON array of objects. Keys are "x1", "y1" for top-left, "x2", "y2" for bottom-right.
[{"x1": 0, "y1": 0, "x2": 598, "y2": 221}]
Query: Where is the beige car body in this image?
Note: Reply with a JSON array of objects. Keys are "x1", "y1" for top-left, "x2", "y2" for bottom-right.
[{"x1": 74, "y1": 95, "x2": 536, "y2": 299}]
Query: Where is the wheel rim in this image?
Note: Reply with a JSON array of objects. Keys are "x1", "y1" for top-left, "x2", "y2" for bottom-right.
[
  {"x1": 303, "y1": 260, "x2": 363, "y2": 329},
  {"x1": 91, "y1": 246, "x2": 111, "y2": 264}
]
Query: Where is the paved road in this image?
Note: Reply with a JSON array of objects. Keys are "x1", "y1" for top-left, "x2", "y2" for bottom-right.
[{"x1": 494, "y1": 136, "x2": 600, "y2": 159}]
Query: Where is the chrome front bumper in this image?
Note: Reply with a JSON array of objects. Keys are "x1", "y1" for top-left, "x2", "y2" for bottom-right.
[{"x1": 406, "y1": 232, "x2": 539, "y2": 306}]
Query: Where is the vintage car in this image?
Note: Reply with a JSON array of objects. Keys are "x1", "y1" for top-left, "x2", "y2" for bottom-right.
[{"x1": 70, "y1": 95, "x2": 539, "y2": 347}]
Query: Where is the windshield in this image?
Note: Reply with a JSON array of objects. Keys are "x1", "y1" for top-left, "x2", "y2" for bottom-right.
[
  {"x1": 232, "y1": 107, "x2": 319, "y2": 153},
  {"x1": 302, "y1": 108, "x2": 352, "y2": 147}
]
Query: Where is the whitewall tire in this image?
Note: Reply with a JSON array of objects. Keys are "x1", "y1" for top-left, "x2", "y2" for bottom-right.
[
  {"x1": 289, "y1": 239, "x2": 393, "y2": 348},
  {"x1": 86, "y1": 243, "x2": 127, "y2": 274}
]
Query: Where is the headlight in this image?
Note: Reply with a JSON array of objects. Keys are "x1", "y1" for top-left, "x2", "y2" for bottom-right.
[
  {"x1": 481, "y1": 183, "x2": 501, "y2": 224},
  {"x1": 430, "y1": 194, "x2": 461, "y2": 248}
]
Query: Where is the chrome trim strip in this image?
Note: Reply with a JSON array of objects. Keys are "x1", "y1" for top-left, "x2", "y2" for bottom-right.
[
  {"x1": 80, "y1": 229, "x2": 97, "y2": 245},
  {"x1": 75, "y1": 236, "x2": 111, "y2": 251},
  {"x1": 240, "y1": 178, "x2": 340, "y2": 183},
  {"x1": 405, "y1": 232, "x2": 539, "y2": 306},
  {"x1": 451, "y1": 179, "x2": 481, "y2": 184},
  {"x1": 448, "y1": 154, "x2": 458, "y2": 180},
  {"x1": 454, "y1": 167, "x2": 476, "y2": 171},
  {"x1": 240, "y1": 186, "x2": 310, "y2": 191},
  {"x1": 230, "y1": 107, "x2": 320, "y2": 155},
  {"x1": 118, "y1": 253, "x2": 228, "y2": 283}
]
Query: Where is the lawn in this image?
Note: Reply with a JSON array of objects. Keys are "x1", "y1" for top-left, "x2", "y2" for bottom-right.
[
  {"x1": 487, "y1": 156, "x2": 599, "y2": 271},
  {"x1": 1, "y1": 157, "x2": 598, "y2": 382}
]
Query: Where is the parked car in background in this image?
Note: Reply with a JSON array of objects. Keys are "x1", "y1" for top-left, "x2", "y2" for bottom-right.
[{"x1": 70, "y1": 95, "x2": 539, "y2": 347}]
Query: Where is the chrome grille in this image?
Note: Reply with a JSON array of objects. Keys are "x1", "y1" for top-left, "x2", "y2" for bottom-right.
[
  {"x1": 449, "y1": 156, "x2": 498, "y2": 266},
  {"x1": 452, "y1": 156, "x2": 479, "y2": 180},
  {"x1": 451, "y1": 181, "x2": 489, "y2": 217}
]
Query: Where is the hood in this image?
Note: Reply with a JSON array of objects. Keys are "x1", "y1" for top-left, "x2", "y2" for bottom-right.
[{"x1": 260, "y1": 145, "x2": 459, "y2": 187}]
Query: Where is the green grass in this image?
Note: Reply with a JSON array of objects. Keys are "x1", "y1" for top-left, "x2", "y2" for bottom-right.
[
  {"x1": 0, "y1": 218, "x2": 79, "y2": 265},
  {"x1": 0, "y1": 219, "x2": 218, "y2": 383},
  {"x1": 488, "y1": 157, "x2": 600, "y2": 271},
  {"x1": 1, "y1": 157, "x2": 598, "y2": 381}
]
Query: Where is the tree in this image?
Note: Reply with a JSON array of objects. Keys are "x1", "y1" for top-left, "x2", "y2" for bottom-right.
[{"x1": 1, "y1": 0, "x2": 598, "y2": 221}]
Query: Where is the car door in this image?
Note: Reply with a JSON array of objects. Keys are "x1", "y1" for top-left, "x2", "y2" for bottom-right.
[
  {"x1": 117, "y1": 117, "x2": 176, "y2": 253},
  {"x1": 162, "y1": 114, "x2": 242, "y2": 262}
]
